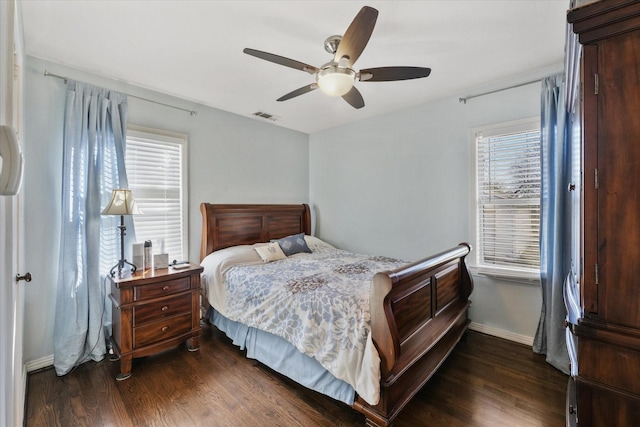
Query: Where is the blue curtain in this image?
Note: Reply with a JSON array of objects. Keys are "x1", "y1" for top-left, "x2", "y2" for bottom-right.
[
  {"x1": 533, "y1": 73, "x2": 571, "y2": 374},
  {"x1": 53, "y1": 81, "x2": 131, "y2": 375}
]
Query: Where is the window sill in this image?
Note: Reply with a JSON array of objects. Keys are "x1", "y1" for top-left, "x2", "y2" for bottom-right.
[{"x1": 469, "y1": 265, "x2": 541, "y2": 286}]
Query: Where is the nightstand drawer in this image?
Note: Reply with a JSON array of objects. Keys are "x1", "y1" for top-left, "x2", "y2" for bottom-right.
[
  {"x1": 134, "y1": 276, "x2": 190, "y2": 301},
  {"x1": 133, "y1": 313, "x2": 192, "y2": 348},
  {"x1": 133, "y1": 293, "x2": 192, "y2": 326}
]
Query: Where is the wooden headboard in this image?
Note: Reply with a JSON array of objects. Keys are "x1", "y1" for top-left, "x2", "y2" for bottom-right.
[{"x1": 200, "y1": 203, "x2": 311, "y2": 261}]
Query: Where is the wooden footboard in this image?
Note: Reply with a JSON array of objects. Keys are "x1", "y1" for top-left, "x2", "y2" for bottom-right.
[{"x1": 354, "y1": 243, "x2": 473, "y2": 427}]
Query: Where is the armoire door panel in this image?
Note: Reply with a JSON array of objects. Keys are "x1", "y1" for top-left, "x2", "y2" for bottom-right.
[{"x1": 596, "y1": 30, "x2": 640, "y2": 330}]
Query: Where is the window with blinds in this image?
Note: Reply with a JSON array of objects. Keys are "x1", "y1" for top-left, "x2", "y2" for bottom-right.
[
  {"x1": 125, "y1": 126, "x2": 188, "y2": 263},
  {"x1": 472, "y1": 117, "x2": 541, "y2": 278}
]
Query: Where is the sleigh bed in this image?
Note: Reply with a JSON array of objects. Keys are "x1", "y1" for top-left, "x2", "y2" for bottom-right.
[{"x1": 199, "y1": 203, "x2": 473, "y2": 426}]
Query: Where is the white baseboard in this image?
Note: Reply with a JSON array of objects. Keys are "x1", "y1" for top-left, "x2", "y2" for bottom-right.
[
  {"x1": 468, "y1": 322, "x2": 534, "y2": 347},
  {"x1": 25, "y1": 354, "x2": 54, "y2": 373},
  {"x1": 26, "y1": 326, "x2": 532, "y2": 372}
]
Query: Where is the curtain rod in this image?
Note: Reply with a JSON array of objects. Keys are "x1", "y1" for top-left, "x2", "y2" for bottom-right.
[
  {"x1": 44, "y1": 70, "x2": 198, "y2": 116},
  {"x1": 459, "y1": 78, "x2": 542, "y2": 104}
]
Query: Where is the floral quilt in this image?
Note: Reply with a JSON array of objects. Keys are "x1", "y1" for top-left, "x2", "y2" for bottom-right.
[{"x1": 202, "y1": 237, "x2": 406, "y2": 405}]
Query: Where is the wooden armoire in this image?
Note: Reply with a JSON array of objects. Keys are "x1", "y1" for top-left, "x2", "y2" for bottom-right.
[{"x1": 567, "y1": 0, "x2": 640, "y2": 425}]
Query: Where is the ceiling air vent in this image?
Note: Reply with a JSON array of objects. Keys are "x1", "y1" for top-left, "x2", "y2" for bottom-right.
[{"x1": 252, "y1": 111, "x2": 280, "y2": 122}]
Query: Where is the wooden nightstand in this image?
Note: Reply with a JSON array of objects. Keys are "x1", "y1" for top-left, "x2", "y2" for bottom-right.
[{"x1": 109, "y1": 263, "x2": 203, "y2": 380}]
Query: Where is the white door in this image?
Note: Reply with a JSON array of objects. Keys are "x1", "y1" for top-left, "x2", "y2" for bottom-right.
[
  {"x1": 0, "y1": 196, "x2": 24, "y2": 427},
  {"x1": 0, "y1": 2, "x2": 26, "y2": 426}
]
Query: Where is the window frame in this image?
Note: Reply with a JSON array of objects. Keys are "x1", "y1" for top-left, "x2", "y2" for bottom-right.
[
  {"x1": 469, "y1": 116, "x2": 541, "y2": 284},
  {"x1": 126, "y1": 124, "x2": 189, "y2": 262}
]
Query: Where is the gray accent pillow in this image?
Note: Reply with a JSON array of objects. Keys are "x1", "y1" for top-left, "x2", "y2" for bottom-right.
[{"x1": 271, "y1": 233, "x2": 312, "y2": 256}]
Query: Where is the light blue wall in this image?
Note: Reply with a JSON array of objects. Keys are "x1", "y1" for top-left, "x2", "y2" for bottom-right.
[
  {"x1": 22, "y1": 54, "x2": 559, "y2": 364},
  {"x1": 22, "y1": 56, "x2": 308, "y2": 363},
  {"x1": 309, "y1": 75, "x2": 557, "y2": 343}
]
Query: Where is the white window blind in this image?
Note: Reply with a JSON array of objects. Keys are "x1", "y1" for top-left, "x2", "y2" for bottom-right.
[
  {"x1": 125, "y1": 126, "x2": 188, "y2": 262},
  {"x1": 473, "y1": 118, "x2": 541, "y2": 277}
]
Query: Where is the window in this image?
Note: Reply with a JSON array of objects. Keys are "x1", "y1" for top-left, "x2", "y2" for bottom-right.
[
  {"x1": 471, "y1": 117, "x2": 541, "y2": 280},
  {"x1": 125, "y1": 125, "x2": 188, "y2": 262}
]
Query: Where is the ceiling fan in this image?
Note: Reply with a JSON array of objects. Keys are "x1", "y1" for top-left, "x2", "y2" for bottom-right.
[{"x1": 243, "y1": 6, "x2": 431, "y2": 109}]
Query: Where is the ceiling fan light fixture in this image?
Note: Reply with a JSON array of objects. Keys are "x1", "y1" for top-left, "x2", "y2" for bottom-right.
[
  {"x1": 316, "y1": 66, "x2": 355, "y2": 97},
  {"x1": 244, "y1": 6, "x2": 430, "y2": 108}
]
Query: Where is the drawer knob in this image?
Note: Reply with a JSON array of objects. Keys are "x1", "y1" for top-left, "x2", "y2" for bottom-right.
[
  {"x1": 161, "y1": 305, "x2": 169, "y2": 311},
  {"x1": 162, "y1": 285, "x2": 170, "y2": 291},
  {"x1": 161, "y1": 326, "x2": 169, "y2": 332}
]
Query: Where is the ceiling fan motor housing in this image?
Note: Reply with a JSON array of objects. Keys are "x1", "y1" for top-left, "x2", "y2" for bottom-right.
[{"x1": 324, "y1": 35, "x2": 342, "y2": 54}]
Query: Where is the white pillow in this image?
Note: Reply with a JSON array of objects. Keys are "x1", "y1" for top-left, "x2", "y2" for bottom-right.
[
  {"x1": 304, "y1": 235, "x2": 336, "y2": 251},
  {"x1": 254, "y1": 242, "x2": 286, "y2": 262}
]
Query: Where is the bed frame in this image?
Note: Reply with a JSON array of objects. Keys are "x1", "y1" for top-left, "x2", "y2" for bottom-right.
[{"x1": 200, "y1": 203, "x2": 474, "y2": 427}]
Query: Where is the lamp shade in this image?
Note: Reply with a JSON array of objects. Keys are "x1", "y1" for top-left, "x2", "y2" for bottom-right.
[{"x1": 101, "y1": 189, "x2": 142, "y2": 216}]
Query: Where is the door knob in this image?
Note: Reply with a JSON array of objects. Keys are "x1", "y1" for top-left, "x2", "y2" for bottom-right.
[{"x1": 16, "y1": 272, "x2": 32, "y2": 283}]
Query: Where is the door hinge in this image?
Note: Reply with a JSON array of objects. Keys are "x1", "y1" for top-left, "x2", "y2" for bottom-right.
[
  {"x1": 594, "y1": 73, "x2": 599, "y2": 95},
  {"x1": 595, "y1": 264, "x2": 599, "y2": 285},
  {"x1": 594, "y1": 168, "x2": 599, "y2": 189}
]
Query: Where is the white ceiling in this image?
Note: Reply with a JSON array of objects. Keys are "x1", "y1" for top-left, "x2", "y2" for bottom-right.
[{"x1": 21, "y1": 1, "x2": 569, "y2": 134}]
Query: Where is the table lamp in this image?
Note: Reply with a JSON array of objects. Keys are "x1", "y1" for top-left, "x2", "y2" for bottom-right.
[{"x1": 101, "y1": 188, "x2": 142, "y2": 276}]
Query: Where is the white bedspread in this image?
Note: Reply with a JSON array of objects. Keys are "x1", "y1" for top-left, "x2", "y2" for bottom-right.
[{"x1": 200, "y1": 236, "x2": 406, "y2": 405}]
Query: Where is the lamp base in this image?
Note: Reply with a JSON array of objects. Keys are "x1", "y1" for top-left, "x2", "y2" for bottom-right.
[
  {"x1": 108, "y1": 215, "x2": 137, "y2": 277},
  {"x1": 109, "y1": 258, "x2": 137, "y2": 277}
]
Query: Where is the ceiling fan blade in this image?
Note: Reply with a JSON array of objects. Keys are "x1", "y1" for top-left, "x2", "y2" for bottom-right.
[
  {"x1": 342, "y1": 86, "x2": 365, "y2": 109},
  {"x1": 359, "y1": 67, "x2": 432, "y2": 82},
  {"x1": 243, "y1": 48, "x2": 318, "y2": 74},
  {"x1": 334, "y1": 6, "x2": 378, "y2": 67},
  {"x1": 277, "y1": 84, "x2": 318, "y2": 102}
]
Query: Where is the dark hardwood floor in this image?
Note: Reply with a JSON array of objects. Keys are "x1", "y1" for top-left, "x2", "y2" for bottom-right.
[{"x1": 25, "y1": 327, "x2": 567, "y2": 426}]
